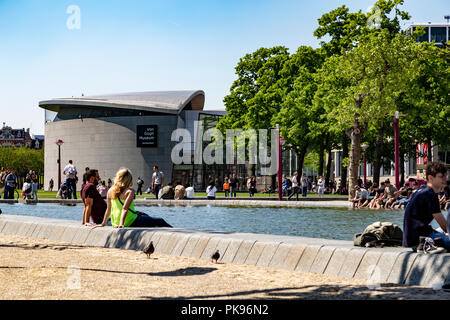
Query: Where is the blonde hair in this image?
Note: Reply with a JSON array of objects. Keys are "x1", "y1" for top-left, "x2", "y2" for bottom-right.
[{"x1": 109, "y1": 168, "x2": 133, "y2": 199}]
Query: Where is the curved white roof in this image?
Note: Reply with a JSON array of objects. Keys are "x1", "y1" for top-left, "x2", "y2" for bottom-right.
[{"x1": 39, "y1": 90, "x2": 205, "y2": 114}]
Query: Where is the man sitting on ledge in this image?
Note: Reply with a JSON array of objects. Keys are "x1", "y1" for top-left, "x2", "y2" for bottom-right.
[{"x1": 403, "y1": 161, "x2": 450, "y2": 252}]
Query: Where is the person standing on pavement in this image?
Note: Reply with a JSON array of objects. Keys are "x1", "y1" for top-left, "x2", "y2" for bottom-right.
[
  {"x1": 288, "y1": 172, "x2": 300, "y2": 201},
  {"x1": 4, "y1": 168, "x2": 17, "y2": 199},
  {"x1": 301, "y1": 173, "x2": 309, "y2": 197},
  {"x1": 63, "y1": 160, "x2": 78, "y2": 199},
  {"x1": 151, "y1": 166, "x2": 164, "y2": 199},
  {"x1": 136, "y1": 176, "x2": 144, "y2": 196},
  {"x1": 229, "y1": 173, "x2": 239, "y2": 198}
]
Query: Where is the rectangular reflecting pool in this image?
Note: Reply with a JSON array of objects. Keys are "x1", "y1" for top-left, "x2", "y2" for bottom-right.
[{"x1": 0, "y1": 203, "x2": 445, "y2": 241}]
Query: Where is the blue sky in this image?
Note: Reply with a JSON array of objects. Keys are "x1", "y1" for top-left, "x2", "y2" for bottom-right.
[{"x1": 0, "y1": 0, "x2": 447, "y2": 135}]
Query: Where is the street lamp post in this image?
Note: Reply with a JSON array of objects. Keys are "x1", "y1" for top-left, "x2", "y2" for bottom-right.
[
  {"x1": 392, "y1": 111, "x2": 400, "y2": 189},
  {"x1": 276, "y1": 124, "x2": 283, "y2": 201},
  {"x1": 56, "y1": 139, "x2": 64, "y2": 188},
  {"x1": 361, "y1": 143, "x2": 368, "y2": 189}
]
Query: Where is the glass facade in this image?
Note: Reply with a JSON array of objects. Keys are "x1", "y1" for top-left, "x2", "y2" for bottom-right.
[
  {"x1": 44, "y1": 105, "x2": 164, "y2": 122},
  {"x1": 413, "y1": 26, "x2": 429, "y2": 42},
  {"x1": 431, "y1": 27, "x2": 446, "y2": 43}
]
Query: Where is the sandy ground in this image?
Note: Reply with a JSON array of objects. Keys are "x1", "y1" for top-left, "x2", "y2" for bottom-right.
[{"x1": 0, "y1": 233, "x2": 449, "y2": 300}]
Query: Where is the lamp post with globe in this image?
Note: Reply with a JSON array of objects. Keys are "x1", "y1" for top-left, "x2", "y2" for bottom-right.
[{"x1": 56, "y1": 139, "x2": 64, "y2": 188}]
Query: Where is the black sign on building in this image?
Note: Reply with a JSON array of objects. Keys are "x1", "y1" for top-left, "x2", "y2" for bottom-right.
[{"x1": 137, "y1": 125, "x2": 158, "y2": 147}]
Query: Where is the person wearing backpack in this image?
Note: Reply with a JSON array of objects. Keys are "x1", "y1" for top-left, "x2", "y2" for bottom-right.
[{"x1": 403, "y1": 162, "x2": 450, "y2": 253}]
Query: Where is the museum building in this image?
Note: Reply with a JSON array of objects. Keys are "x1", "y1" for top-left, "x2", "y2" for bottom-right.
[{"x1": 39, "y1": 90, "x2": 227, "y2": 191}]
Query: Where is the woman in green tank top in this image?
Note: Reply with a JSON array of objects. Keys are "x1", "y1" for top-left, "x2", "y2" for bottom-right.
[
  {"x1": 99, "y1": 168, "x2": 138, "y2": 228},
  {"x1": 97, "y1": 168, "x2": 172, "y2": 228}
]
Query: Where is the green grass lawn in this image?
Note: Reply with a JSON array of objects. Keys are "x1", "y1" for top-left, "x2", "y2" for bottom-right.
[{"x1": 8, "y1": 189, "x2": 347, "y2": 199}]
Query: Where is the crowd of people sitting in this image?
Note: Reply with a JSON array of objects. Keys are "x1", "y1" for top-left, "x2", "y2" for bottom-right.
[{"x1": 349, "y1": 177, "x2": 450, "y2": 211}]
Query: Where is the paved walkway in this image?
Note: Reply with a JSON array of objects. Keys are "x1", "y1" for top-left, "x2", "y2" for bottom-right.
[{"x1": 0, "y1": 214, "x2": 448, "y2": 288}]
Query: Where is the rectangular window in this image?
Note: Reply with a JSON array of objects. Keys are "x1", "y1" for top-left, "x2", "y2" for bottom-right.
[
  {"x1": 413, "y1": 26, "x2": 429, "y2": 42},
  {"x1": 430, "y1": 27, "x2": 446, "y2": 43}
]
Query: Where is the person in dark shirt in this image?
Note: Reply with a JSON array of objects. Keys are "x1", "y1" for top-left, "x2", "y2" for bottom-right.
[
  {"x1": 403, "y1": 162, "x2": 449, "y2": 250},
  {"x1": 229, "y1": 173, "x2": 239, "y2": 198},
  {"x1": 81, "y1": 169, "x2": 106, "y2": 226}
]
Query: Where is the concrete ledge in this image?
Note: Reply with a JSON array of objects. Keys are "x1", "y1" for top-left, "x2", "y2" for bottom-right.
[{"x1": 0, "y1": 214, "x2": 447, "y2": 288}]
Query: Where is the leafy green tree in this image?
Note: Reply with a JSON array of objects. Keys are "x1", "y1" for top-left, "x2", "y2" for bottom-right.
[{"x1": 315, "y1": 31, "x2": 421, "y2": 198}]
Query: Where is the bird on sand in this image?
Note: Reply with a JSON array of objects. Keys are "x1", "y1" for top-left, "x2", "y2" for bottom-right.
[
  {"x1": 211, "y1": 250, "x2": 220, "y2": 263},
  {"x1": 143, "y1": 241, "x2": 155, "y2": 259}
]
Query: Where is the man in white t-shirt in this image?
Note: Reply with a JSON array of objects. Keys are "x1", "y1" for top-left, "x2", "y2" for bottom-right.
[
  {"x1": 63, "y1": 160, "x2": 77, "y2": 199},
  {"x1": 152, "y1": 165, "x2": 164, "y2": 199}
]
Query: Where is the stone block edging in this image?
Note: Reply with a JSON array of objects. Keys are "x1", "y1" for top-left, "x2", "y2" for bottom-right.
[{"x1": 0, "y1": 214, "x2": 448, "y2": 288}]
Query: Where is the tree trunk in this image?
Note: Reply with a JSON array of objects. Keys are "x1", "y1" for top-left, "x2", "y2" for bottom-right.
[
  {"x1": 325, "y1": 139, "x2": 332, "y2": 188},
  {"x1": 349, "y1": 94, "x2": 364, "y2": 200},
  {"x1": 373, "y1": 126, "x2": 384, "y2": 185},
  {"x1": 318, "y1": 135, "x2": 325, "y2": 177},
  {"x1": 340, "y1": 132, "x2": 350, "y2": 192},
  {"x1": 296, "y1": 145, "x2": 308, "y2": 175}
]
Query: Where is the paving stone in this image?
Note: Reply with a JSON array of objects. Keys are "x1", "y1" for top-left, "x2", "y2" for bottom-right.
[
  {"x1": 59, "y1": 226, "x2": 82, "y2": 243},
  {"x1": 309, "y1": 246, "x2": 336, "y2": 274},
  {"x1": 386, "y1": 251, "x2": 419, "y2": 284},
  {"x1": 158, "y1": 233, "x2": 180, "y2": 254},
  {"x1": 103, "y1": 228, "x2": 125, "y2": 248},
  {"x1": 173, "y1": 234, "x2": 194, "y2": 256},
  {"x1": 283, "y1": 244, "x2": 307, "y2": 271},
  {"x1": 232, "y1": 240, "x2": 256, "y2": 264},
  {"x1": 16, "y1": 222, "x2": 34, "y2": 237},
  {"x1": 324, "y1": 247, "x2": 352, "y2": 276},
  {"x1": 215, "y1": 238, "x2": 232, "y2": 262},
  {"x1": 268, "y1": 243, "x2": 293, "y2": 269},
  {"x1": 3, "y1": 221, "x2": 22, "y2": 235},
  {"x1": 191, "y1": 236, "x2": 212, "y2": 259},
  {"x1": 118, "y1": 229, "x2": 146, "y2": 250},
  {"x1": 0, "y1": 219, "x2": 7, "y2": 233},
  {"x1": 353, "y1": 249, "x2": 384, "y2": 280},
  {"x1": 420, "y1": 254, "x2": 450, "y2": 287},
  {"x1": 375, "y1": 251, "x2": 402, "y2": 283},
  {"x1": 220, "y1": 239, "x2": 243, "y2": 263},
  {"x1": 338, "y1": 248, "x2": 367, "y2": 279},
  {"x1": 154, "y1": 232, "x2": 174, "y2": 254},
  {"x1": 181, "y1": 235, "x2": 201, "y2": 257},
  {"x1": 84, "y1": 228, "x2": 113, "y2": 247},
  {"x1": 257, "y1": 242, "x2": 281, "y2": 267},
  {"x1": 47, "y1": 225, "x2": 68, "y2": 241},
  {"x1": 404, "y1": 253, "x2": 443, "y2": 286},
  {"x1": 72, "y1": 228, "x2": 93, "y2": 244},
  {"x1": 244, "y1": 242, "x2": 267, "y2": 265},
  {"x1": 133, "y1": 230, "x2": 157, "y2": 251},
  {"x1": 296, "y1": 245, "x2": 323, "y2": 273},
  {"x1": 30, "y1": 224, "x2": 45, "y2": 239},
  {"x1": 37, "y1": 224, "x2": 54, "y2": 239}
]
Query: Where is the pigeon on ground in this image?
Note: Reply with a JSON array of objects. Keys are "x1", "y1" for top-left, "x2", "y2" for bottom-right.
[
  {"x1": 144, "y1": 241, "x2": 155, "y2": 259},
  {"x1": 211, "y1": 250, "x2": 220, "y2": 263}
]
